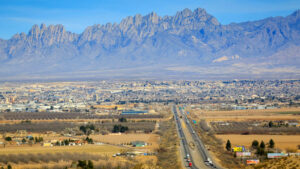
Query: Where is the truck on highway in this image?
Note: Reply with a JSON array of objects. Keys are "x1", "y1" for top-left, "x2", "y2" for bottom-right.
[
  {"x1": 186, "y1": 154, "x2": 190, "y2": 162},
  {"x1": 205, "y1": 158, "x2": 213, "y2": 166}
]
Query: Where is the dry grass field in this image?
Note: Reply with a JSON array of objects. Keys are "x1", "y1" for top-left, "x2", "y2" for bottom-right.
[
  {"x1": 188, "y1": 107, "x2": 300, "y2": 122},
  {"x1": 0, "y1": 144, "x2": 123, "y2": 155},
  {"x1": 90, "y1": 133, "x2": 160, "y2": 150},
  {"x1": 0, "y1": 154, "x2": 147, "y2": 169},
  {"x1": 0, "y1": 144, "x2": 131, "y2": 169},
  {"x1": 0, "y1": 132, "x2": 161, "y2": 169},
  {"x1": 216, "y1": 134, "x2": 300, "y2": 151},
  {"x1": 246, "y1": 156, "x2": 300, "y2": 169},
  {"x1": 3, "y1": 161, "x2": 71, "y2": 169},
  {"x1": 155, "y1": 119, "x2": 182, "y2": 169},
  {"x1": 186, "y1": 107, "x2": 300, "y2": 168}
]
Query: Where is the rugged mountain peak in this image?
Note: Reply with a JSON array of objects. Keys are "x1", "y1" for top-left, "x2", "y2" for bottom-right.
[
  {"x1": 27, "y1": 24, "x2": 67, "y2": 38},
  {"x1": 181, "y1": 8, "x2": 193, "y2": 17},
  {"x1": 40, "y1": 23, "x2": 47, "y2": 30},
  {"x1": 120, "y1": 16, "x2": 134, "y2": 30},
  {"x1": 192, "y1": 8, "x2": 220, "y2": 25},
  {"x1": 291, "y1": 9, "x2": 300, "y2": 18},
  {"x1": 133, "y1": 14, "x2": 143, "y2": 26},
  {"x1": 48, "y1": 24, "x2": 65, "y2": 33},
  {"x1": 0, "y1": 8, "x2": 299, "y2": 80},
  {"x1": 23, "y1": 24, "x2": 77, "y2": 45},
  {"x1": 28, "y1": 24, "x2": 40, "y2": 39},
  {"x1": 193, "y1": 8, "x2": 207, "y2": 16},
  {"x1": 144, "y1": 12, "x2": 160, "y2": 24}
]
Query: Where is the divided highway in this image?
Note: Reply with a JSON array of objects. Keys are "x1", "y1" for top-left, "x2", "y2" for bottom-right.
[
  {"x1": 173, "y1": 105, "x2": 198, "y2": 169},
  {"x1": 173, "y1": 105, "x2": 221, "y2": 169}
]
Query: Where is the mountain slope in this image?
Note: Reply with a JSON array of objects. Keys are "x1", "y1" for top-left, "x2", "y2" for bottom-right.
[{"x1": 0, "y1": 8, "x2": 299, "y2": 80}]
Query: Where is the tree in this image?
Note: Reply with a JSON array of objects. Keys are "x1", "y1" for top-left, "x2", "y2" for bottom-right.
[
  {"x1": 85, "y1": 137, "x2": 93, "y2": 144},
  {"x1": 80, "y1": 124, "x2": 95, "y2": 135},
  {"x1": 226, "y1": 140, "x2": 231, "y2": 151},
  {"x1": 77, "y1": 160, "x2": 87, "y2": 168},
  {"x1": 268, "y1": 121, "x2": 274, "y2": 128},
  {"x1": 119, "y1": 117, "x2": 127, "y2": 122},
  {"x1": 88, "y1": 124, "x2": 95, "y2": 131},
  {"x1": 256, "y1": 147, "x2": 265, "y2": 156},
  {"x1": 5, "y1": 137, "x2": 12, "y2": 141},
  {"x1": 80, "y1": 126, "x2": 87, "y2": 134},
  {"x1": 56, "y1": 141, "x2": 61, "y2": 146},
  {"x1": 269, "y1": 139, "x2": 275, "y2": 148},
  {"x1": 87, "y1": 160, "x2": 94, "y2": 169},
  {"x1": 251, "y1": 140, "x2": 259, "y2": 149},
  {"x1": 64, "y1": 139, "x2": 69, "y2": 145},
  {"x1": 113, "y1": 124, "x2": 128, "y2": 133},
  {"x1": 260, "y1": 141, "x2": 265, "y2": 149},
  {"x1": 235, "y1": 99, "x2": 238, "y2": 104},
  {"x1": 77, "y1": 160, "x2": 94, "y2": 169}
]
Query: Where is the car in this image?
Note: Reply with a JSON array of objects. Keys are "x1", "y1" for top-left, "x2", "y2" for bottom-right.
[{"x1": 204, "y1": 161, "x2": 210, "y2": 166}]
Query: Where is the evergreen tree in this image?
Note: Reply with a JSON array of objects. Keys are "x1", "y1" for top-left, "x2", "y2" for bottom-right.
[
  {"x1": 256, "y1": 147, "x2": 265, "y2": 156},
  {"x1": 268, "y1": 121, "x2": 274, "y2": 127},
  {"x1": 77, "y1": 160, "x2": 87, "y2": 168},
  {"x1": 251, "y1": 140, "x2": 259, "y2": 149},
  {"x1": 260, "y1": 140, "x2": 265, "y2": 149},
  {"x1": 269, "y1": 139, "x2": 275, "y2": 148},
  {"x1": 5, "y1": 137, "x2": 12, "y2": 141},
  {"x1": 226, "y1": 140, "x2": 231, "y2": 151},
  {"x1": 88, "y1": 160, "x2": 94, "y2": 169}
]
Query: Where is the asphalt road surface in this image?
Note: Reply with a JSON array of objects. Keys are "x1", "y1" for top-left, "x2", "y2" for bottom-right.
[{"x1": 173, "y1": 105, "x2": 222, "y2": 169}]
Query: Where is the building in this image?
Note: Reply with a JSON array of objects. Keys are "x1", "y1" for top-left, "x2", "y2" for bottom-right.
[
  {"x1": 43, "y1": 143, "x2": 53, "y2": 147},
  {"x1": 122, "y1": 110, "x2": 148, "y2": 115},
  {"x1": 131, "y1": 141, "x2": 147, "y2": 147}
]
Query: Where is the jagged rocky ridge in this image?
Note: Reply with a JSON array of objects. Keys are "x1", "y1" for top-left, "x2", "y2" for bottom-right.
[{"x1": 0, "y1": 8, "x2": 299, "y2": 79}]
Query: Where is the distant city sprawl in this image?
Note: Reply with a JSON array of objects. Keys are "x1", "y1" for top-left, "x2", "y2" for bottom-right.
[{"x1": 0, "y1": 80, "x2": 299, "y2": 113}]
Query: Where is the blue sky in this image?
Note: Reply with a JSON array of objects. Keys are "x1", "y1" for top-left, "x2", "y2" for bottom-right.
[{"x1": 0, "y1": 0, "x2": 299, "y2": 39}]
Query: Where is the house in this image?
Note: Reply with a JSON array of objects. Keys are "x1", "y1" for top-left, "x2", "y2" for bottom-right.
[
  {"x1": 132, "y1": 141, "x2": 147, "y2": 147},
  {"x1": 43, "y1": 143, "x2": 53, "y2": 147},
  {"x1": 122, "y1": 110, "x2": 148, "y2": 115},
  {"x1": 26, "y1": 135, "x2": 33, "y2": 140}
]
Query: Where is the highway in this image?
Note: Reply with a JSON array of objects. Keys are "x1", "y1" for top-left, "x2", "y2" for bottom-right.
[
  {"x1": 173, "y1": 105, "x2": 221, "y2": 169},
  {"x1": 173, "y1": 105, "x2": 198, "y2": 169}
]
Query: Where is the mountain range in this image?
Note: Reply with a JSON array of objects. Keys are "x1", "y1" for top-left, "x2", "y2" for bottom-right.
[{"x1": 0, "y1": 8, "x2": 300, "y2": 80}]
